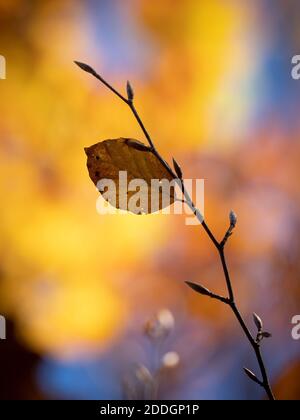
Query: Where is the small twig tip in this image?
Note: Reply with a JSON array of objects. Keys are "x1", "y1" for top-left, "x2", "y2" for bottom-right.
[
  {"x1": 74, "y1": 61, "x2": 96, "y2": 75},
  {"x1": 126, "y1": 80, "x2": 134, "y2": 101},
  {"x1": 229, "y1": 210, "x2": 237, "y2": 228}
]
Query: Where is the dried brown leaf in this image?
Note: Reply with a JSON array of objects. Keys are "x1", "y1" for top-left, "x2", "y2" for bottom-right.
[{"x1": 85, "y1": 138, "x2": 175, "y2": 214}]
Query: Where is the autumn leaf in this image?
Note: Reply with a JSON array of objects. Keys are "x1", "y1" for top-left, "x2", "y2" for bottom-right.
[{"x1": 85, "y1": 138, "x2": 176, "y2": 214}]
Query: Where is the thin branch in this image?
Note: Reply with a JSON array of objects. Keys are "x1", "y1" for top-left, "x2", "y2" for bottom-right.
[
  {"x1": 219, "y1": 247, "x2": 234, "y2": 303},
  {"x1": 74, "y1": 61, "x2": 128, "y2": 104},
  {"x1": 75, "y1": 61, "x2": 275, "y2": 401}
]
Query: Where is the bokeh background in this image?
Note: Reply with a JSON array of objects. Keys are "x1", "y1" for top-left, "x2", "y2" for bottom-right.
[{"x1": 0, "y1": 0, "x2": 300, "y2": 400}]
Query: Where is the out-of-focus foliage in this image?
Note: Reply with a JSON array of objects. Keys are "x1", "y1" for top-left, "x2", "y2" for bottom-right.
[{"x1": 0, "y1": 0, "x2": 299, "y2": 399}]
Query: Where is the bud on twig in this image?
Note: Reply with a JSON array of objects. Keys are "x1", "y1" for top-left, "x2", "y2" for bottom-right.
[
  {"x1": 126, "y1": 80, "x2": 134, "y2": 102},
  {"x1": 185, "y1": 281, "x2": 229, "y2": 303},
  {"x1": 229, "y1": 210, "x2": 237, "y2": 228},
  {"x1": 253, "y1": 313, "x2": 263, "y2": 331},
  {"x1": 74, "y1": 61, "x2": 97, "y2": 76},
  {"x1": 172, "y1": 158, "x2": 183, "y2": 179},
  {"x1": 257, "y1": 330, "x2": 272, "y2": 344},
  {"x1": 243, "y1": 368, "x2": 262, "y2": 386},
  {"x1": 185, "y1": 281, "x2": 211, "y2": 297},
  {"x1": 220, "y1": 210, "x2": 238, "y2": 248}
]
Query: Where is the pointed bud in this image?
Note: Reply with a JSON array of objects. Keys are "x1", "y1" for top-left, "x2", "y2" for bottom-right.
[
  {"x1": 243, "y1": 368, "x2": 262, "y2": 385},
  {"x1": 253, "y1": 313, "x2": 263, "y2": 331},
  {"x1": 185, "y1": 281, "x2": 211, "y2": 297},
  {"x1": 126, "y1": 80, "x2": 134, "y2": 101},
  {"x1": 229, "y1": 210, "x2": 237, "y2": 228},
  {"x1": 74, "y1": 61, "x2": 96, "y2": 76},
  {"x1": 262, "y1": 331, "x2": 272, "y2": 338},
  {"x1": 172, "y1": 158, "x2": 183, "y2": 179}
]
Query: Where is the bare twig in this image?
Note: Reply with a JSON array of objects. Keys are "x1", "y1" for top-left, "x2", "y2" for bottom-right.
[{"x1": 75, "y1": 61, "x2": 275, "y2": 401}]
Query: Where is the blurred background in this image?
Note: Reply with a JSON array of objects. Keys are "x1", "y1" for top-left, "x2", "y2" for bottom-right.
[{"x1": 0, "y1": 0, "x2": 300, "y2": 400}]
